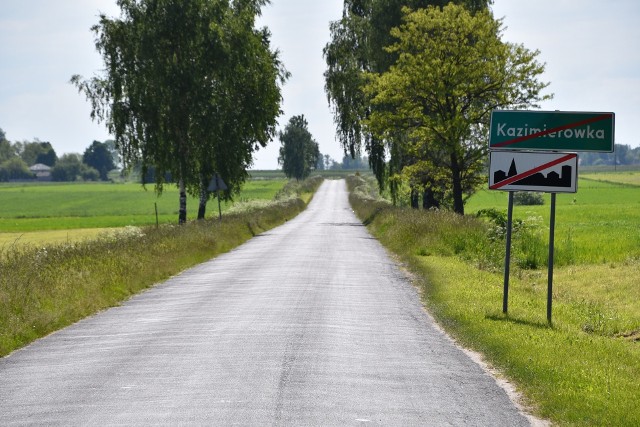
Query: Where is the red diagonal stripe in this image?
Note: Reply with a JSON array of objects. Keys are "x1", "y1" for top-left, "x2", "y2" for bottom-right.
[
  {"x1": 492, "y1": 113, "x2": 611, "y2": 148},
  {"x1": 490, "y1": 153, "x2": 576, "y2": 190}
]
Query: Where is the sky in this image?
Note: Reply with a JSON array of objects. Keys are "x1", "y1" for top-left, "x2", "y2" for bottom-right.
[{"x1": 0, "y1": 1, "x2": 638, "y2": 170}]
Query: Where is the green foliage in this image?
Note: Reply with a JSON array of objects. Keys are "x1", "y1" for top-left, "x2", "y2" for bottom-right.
[
  {"x1": 71, "y1": 0, "x2": 288, "y2": 223},
  {"x1": 324, "y1": 1, "x2": 493, "y2": 193},
  {"x1": 580, "y1": 144, "x2": 640, "y2": 166},
  {"x1": 364, "y1": 4, "x2": 551, "y2": 214},
  {"x1": 51, "y1": 154, "x2": 100, "y2": 182},
  {"x1": 513, "y1": 191, "x2": 544, "y2": 206},
  {"x1": 0, "y1": 131, "x2": 116, "y2": 182},
  {"x1": 18, "y1": 141, "x2": 57, "y2": 167},
  {"x1": 0, "y1": 157, "x2": 34, "y2": 181},
  {"x1": 0, "y1": 131, "x2": 17, "y2": 164},
  {"x1": 83, "y1": 140, "x2": 116, "y2": 180},
  {"x1": 278, "y1": 115, "x2": 320, "y2": 181}
]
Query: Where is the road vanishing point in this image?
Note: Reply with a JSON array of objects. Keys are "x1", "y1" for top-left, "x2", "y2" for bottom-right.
[{"x1": 0, "y1": 180, "x2": 533, "y2": 426}]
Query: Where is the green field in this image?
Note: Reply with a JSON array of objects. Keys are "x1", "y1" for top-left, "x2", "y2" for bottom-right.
[
  {"x1": 0, "y1": 180, "x2": 287, "y2": 231},
  {"x1": 466, "y1": 176, "x2": 640, "y2": 264},
  {"x1": 0, "y1": 179, "x2": 287, "y2": 247}
]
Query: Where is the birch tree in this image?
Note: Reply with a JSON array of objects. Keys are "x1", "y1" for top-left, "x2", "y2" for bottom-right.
[
  {"x1": 365, "y1": 4, "x2": 551, "y2": 214},
  {"x1": 72, "y1": 0, "x2": 287, "y2": 223}
]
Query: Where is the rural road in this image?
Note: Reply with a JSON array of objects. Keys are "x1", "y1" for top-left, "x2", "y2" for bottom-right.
[{"x1": 0, "y1": 179, "x2": 532, "y2": 426}]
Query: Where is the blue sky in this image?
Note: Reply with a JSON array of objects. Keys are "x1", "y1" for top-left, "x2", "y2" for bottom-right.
[{"x1": 1, "y1": 1, "x2": 638, "y2": 170}]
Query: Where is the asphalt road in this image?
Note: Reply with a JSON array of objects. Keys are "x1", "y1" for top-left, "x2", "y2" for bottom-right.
[{"x1": 0, "y1": 179, "x2": 532, "y2": 426}]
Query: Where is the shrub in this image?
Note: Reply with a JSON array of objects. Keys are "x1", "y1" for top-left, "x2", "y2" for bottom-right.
[
  {"x1": 513, "y1": 191, "x2": 544, "y2": 205},
  {"x1": 0, "y1": 157, "x2": 34, "y2": 181}
]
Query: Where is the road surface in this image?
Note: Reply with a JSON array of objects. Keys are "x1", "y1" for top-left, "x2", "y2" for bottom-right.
[{"x1": 0, "y1": 179, "x2": 532, "y2": 426}]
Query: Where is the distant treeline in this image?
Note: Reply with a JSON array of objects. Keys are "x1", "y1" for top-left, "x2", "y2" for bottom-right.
[
  {"x1": 0, "y1": 127, "x2": 118, "y2": 182},
  {"x1": 316, "y1": 153, "x2": 370, "y2": 171},
  {"x1": 579, "y1": 144, "x2": 640, "y2": 166}
]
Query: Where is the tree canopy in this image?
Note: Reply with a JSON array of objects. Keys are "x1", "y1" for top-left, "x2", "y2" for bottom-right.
[
  {"x1": 364, "y1": 4, "x2": 550, "y2": 214},
  {"x1": 325, "y1": 1, "x2": 550, "y2": 213},
  {"x1": 324, "y1": 0, "x2": 492, "y2": 197},
  {"x1": 278, "y1": 115, "x2": 320, "y2": 181},
  {"x1": 72, "y1": 0, "x2": 287, "y2": 223},
  {"x1": 51, "y1": 154, "x2": 100, "y2": 182},
  {"x1": 18, "y1": 141, "x2": 57, "y2": 167},
  {"x1": 83, "y1": 140, "x2": 117, "y2": 180},
  {"x1": 0, "y1": 157, "x2": 33, "y2": 181},
  {"x1": 0, "y1": 129, "x2": 16, "y2": 164}
]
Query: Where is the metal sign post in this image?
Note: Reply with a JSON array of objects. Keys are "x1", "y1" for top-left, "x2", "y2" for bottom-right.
[
  {"x1": 503, "y1": 192, "x2": 514, "y2": 314},
  {"x1": 547, "y1": 193, "x2": 557, "y2": 323},
  {"x1": 208, "y1": 174, "x2": 228, "y2": 221}
]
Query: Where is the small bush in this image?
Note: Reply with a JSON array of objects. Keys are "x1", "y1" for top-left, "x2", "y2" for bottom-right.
[{"x1": 513, "y1": 191, "x2": 544, "y2": 206}]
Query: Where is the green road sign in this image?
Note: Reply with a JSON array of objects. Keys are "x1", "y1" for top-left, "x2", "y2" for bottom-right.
[{"x1": 489, "y1": 110, "x2": 615, "y2": 152}]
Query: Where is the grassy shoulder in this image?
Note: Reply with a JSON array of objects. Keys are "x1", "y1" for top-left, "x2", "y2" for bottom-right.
[
  {"x1": 0, "y1": 176, "x2": 323, "y2": 357},
  {"x1": 347, "y1": 175, "x2": 639, "y2": 426}
]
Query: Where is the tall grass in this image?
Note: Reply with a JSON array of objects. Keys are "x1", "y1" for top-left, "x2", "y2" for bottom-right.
[
  {"x1": 347, "y1": 175, "x2": 556, "y2": 271},
  {"x1": 347, "y1": 175, "x2": 639, "y2": 426},
  {"x1": 466, "y1": 179, "x2": 640, "y2": 265},
  {"x1": 0, "y1": 176, "x2": 323, "y2": 357}
]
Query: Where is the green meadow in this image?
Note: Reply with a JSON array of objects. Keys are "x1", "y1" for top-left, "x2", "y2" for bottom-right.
[
  {"x1": 0, "y1": 179, "x2": 287, "y2": 247},
  {"x1": 466, "y1": 177, "x2": 640, "y2": 265}
]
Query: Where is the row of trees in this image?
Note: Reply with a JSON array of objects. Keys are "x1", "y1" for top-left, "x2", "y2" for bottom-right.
[
  {"x1": 579, "y1": 144, "x2": 640, "y2": 166},
  {"x1": 316, "y1": 154, "x2": 369, "y2": 171},
  {"x1": 0, "y1": 128, "x2": 117, "y2": 182},
  {"x1": 72, "y1": 0, "x2": 287, "y2": 223},
  {"x1": 324, "y1": 1, "x2": 551, "y2": 213}
]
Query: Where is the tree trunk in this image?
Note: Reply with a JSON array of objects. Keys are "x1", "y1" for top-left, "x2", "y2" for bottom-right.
[
  {"x1": 197, "y1": 179, "x2": 207, "y2": 220},
  {"x1": 451, "y1": 155, "x2": 464, "y2": 215},
  {"x1": 178, "y1": 178, "x2": 187, "y2": 225},
  {"x1": 410, "y1": 187, "x2": 419, "y2": 209},
  {"x1": 422, "y1": 187, "x2": 440, "y2": 210}
]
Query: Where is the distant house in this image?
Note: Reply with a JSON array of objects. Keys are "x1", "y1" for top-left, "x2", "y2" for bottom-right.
[{"x1": 29, "y1": 163, "x2": 52, "y2": 181}]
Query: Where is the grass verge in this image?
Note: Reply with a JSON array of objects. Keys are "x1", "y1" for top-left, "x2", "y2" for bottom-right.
[
  {"x1": 0, "y1": 176, "x2": 323, "y2": 357},
  {"x1": 347, "y1": 175, "x2": 639, "y2": 426}
]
